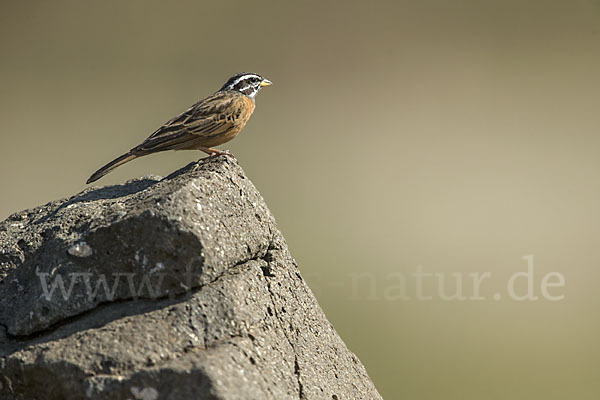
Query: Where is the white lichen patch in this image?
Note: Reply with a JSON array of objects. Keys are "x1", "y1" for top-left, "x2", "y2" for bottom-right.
[
  {"x1": 67, "y1": 242, "x2": 93, "y2": 257},
  {"x1": 149, "y1": 262, "x2": 165, "y2": 274},
  {"x1": 130, "y1": 386, "x2": 159, "y2": 400}
]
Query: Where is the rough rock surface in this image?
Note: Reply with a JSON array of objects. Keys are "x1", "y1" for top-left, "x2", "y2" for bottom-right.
[{"x1": 0, "y1": 157, "x2": 382, "y2": 400}]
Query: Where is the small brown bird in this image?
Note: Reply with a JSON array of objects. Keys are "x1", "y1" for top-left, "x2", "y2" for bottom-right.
[{"x1": 86, "y1": 72, "x2": 272, "y2": 184}]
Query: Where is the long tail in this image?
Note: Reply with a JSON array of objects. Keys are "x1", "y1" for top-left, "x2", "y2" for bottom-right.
[{"x1": 86, "y1": 152, "x2": 139, "y2": 184}]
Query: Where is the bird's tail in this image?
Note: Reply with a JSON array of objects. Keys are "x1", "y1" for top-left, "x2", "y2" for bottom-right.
[{"x1": 86, "y1": 152, "x2": 138, "y2": 184}]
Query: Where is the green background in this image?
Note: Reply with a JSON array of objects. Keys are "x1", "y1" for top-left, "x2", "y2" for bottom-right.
[{"x1": 2, "y1": 1, "x2": 599, "y2": 398}]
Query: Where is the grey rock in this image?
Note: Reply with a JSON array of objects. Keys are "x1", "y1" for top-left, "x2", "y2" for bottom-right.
[{"x1": 0, "y1": 157, "x2": 382, "y2": 400}]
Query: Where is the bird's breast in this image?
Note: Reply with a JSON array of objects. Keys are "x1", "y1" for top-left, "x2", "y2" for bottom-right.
[{"x1": 197, "y1": 95, "x2": 256, "y2": 147}]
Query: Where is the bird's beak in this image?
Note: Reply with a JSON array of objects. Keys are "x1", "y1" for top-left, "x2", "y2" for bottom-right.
[{"x1": 260, "y1": 79, "x2": 272, "y2": 87}]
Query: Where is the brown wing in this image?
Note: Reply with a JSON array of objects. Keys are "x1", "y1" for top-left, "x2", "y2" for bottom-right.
[{"x1": 132, "y1": 91, "x2": 252, "y2": 154}]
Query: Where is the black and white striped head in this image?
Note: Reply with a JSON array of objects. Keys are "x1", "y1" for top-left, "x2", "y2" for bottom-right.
[{"x1": 220, "y1": 72, "x2": 272, "y2": 99}]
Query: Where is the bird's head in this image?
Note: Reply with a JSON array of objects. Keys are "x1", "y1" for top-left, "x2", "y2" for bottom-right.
[{"x1": 220, "y1": 72, "x2": 272, "y2": 98}]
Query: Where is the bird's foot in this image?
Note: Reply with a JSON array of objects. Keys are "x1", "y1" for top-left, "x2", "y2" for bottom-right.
[
  {"x1": 207, "y1": 148, "x2": 235, "y2": 158},
  {"x1": 198, "y1": 147, "x2": 236, "y2": 162}
]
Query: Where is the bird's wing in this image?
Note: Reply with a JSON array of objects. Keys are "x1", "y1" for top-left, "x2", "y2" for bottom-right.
[{"x1": 132, "y1": 92, "x2": 245, "y2": 153}]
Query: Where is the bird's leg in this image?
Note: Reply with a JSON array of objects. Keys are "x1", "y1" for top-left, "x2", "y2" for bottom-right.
[{"x1": 198, "y1": 147, "x2": 235, "y2": 158}]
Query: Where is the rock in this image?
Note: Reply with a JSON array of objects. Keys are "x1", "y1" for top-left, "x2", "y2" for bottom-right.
[{"x1": 0, "y1": 157, "x2": 382, "y2": 400}]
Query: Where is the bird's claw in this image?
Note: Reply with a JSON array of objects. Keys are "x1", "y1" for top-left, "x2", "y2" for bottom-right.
[{"x1": 211, "y1": 150, "x2": 235, "y2": 158}]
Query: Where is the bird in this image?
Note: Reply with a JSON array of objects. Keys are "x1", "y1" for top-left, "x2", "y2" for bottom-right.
[{"x1": 86, "y1": 72, "x2": 272, "y2": 184}]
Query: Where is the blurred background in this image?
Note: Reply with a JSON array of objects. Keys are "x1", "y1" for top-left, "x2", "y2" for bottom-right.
[{"x1": 1, "y1": 1, "x2": 599, "y2": 398}]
